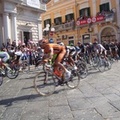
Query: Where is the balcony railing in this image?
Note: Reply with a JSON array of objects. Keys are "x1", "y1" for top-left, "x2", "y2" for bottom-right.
[
  {"x1": 21, "y1": 0, "x2": 46, "y2": 11},
  {"x1": 76, "y1": 11, "x2": 116, "y2": 28},
  {"x1": 53, "y1": 20, "x2": 75, "y2": 32}
]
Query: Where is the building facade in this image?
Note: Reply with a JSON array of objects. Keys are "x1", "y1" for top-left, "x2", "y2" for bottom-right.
[
  {"x1": 42, "y1": 0, "x2": 120, "y2": 45},
  {"x1": 0, "y1": 0, "x2": 46, "y2": 47}
]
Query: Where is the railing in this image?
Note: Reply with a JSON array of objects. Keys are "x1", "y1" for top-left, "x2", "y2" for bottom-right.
[
  {"x1": 76, "y1": 12, "x2": 116, "y2": 28},
  {"x1": 53, "y1": 20, "x2": 75, "y2": 32},
  {"x1": 21, "y1": 0, "x2": 46, "y2": 11}
]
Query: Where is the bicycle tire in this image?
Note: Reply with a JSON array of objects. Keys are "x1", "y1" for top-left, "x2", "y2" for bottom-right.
[
  {"x1": 65, "y1": 66, "x2": 80, "y2": 89},
  {"x1": 91, "y1": 56, "x2": 99, "y2": 67},
  {"x1": 98, "y1": 58, "x2": 105, "y2": 72},
  {"x1": 77, "y1": 61, "x2": 88, "y2": 79},
  {"x1": 5, "y1": 67, "x2": 19, "y2": 79},
  {"x1": 21, "y1": 60, "x2": 30, "y2": 73},
  {"x1": 0, "y1": 76, "x2": 3, "y2": 86},
  {"x1": 34, "y1": 71, "x2": 56, "y2": 96},
  {"x1": 105, "y1": 60, "x2": 112, "y2": 70}
]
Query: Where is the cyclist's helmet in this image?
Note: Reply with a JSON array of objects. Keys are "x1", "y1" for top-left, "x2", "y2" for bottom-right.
[
  {"x1": 39, "y1": 39, "x2": 48, "y2": 46},
  {"x1": 58, "y1": 42, "x2": 64, "y2": 46}
]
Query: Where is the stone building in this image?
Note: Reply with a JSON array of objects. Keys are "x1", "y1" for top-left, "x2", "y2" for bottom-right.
[
  {"x1": 42, "y1": 0, "x2": 120, "y2": 45},
  {"x1": 0, "y1": 0, "x2": 46, "y2": 47}
]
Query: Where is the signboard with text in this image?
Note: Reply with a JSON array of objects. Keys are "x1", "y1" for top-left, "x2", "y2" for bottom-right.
[{"x1": 76, "y1": 15, "x2": 106, "y2": 26}]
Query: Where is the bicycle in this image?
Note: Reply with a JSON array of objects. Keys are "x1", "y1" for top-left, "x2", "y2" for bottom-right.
[
  {"x1": 33, "y1": 60, "x2": 80, "y2": 96},
  {"x1": 0, "y1": 58, "x2": 19, "y2": 86},
  {"x1": 97, "y1": 54, "x2": 112, "y2": 72}
]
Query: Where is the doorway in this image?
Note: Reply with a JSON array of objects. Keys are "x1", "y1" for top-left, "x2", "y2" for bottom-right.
[{"x1": 23, "y1": 32, "x2": 30, "y2": 46}]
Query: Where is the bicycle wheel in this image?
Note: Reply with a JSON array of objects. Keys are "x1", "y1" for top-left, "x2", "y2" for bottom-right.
[
  {"x1": 34, "y1": 71, "x2": 56, "y2": 96},
  {"x1": 77, "y1": 61, "x2": 88, "y2": 79},
  {"x1": 0, "y1": 72, "x2": 3, "y2": 86},
  {"x1": 21, "y1": 60, "x2": 30, "y2": 73},
  {"x1": 5, "y1": 67, "x2": 19, "y2": 79},
  {"x1": 90, "y1": 56, "x2": 99, "y2": 67},
  {"x1": 66, "y1": 67, "x2": 80, "y2": 89},
  {"x1": 98, "y1": 58, "x2": 105, "y2": 72},
  {"x1": 105, "y1": 60, "x2": 112, "y2": 70}
]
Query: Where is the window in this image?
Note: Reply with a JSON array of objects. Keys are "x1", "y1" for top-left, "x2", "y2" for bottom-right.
[
  {"x1": 44, "y1": 19, "x2": 51, "y2": 28},
  {"x1": 79, "y1": 7, "x2": 90, "y2": 18},
  {"x1": 54, "y1": 17, "x2": 62, "y2": 25},
  {"x1": 65, "y1": 13, "x2": 74, "y2": 22},
  {"x1": 100, "y1": 2, "x2": 110, "y2": 12}
]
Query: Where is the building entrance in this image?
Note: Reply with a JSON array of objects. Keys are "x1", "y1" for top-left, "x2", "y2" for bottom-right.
[
  {"x1": 23, "y1": 32, "x2": 30, "y2": 46},
  {"x1": 101, "y1": 27, "x2": 116, "y2": 44}
]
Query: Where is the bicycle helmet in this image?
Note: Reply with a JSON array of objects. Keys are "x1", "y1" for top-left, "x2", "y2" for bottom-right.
[
  {"x1": 59, "y1": 42, "x2": 64, "y2": 46},
  {"x1": 39, "y1": 39, "x2": 48, "y2": 46}
]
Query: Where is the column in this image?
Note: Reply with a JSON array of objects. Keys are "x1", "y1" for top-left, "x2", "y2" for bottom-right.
[
  {"x1": 92, "y1": 0, "x2": 99, "y2": 41},
  {"x1": 115, "y1": 0, "x2": 120, "y2": 41},
  {"x1": 3, "y1": 12, "x2": 10, "y2": 44},
  {"x1": 38, "y1": 18, "x2": 42, "y2": 40},
  {"x1": 11, "y1": 13, "x2": 18, "y2": 46}
]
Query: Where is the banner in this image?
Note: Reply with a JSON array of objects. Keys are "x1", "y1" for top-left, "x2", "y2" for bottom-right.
[{"x1": 76, "y1": 15, "x2": 105, "y2": 26}]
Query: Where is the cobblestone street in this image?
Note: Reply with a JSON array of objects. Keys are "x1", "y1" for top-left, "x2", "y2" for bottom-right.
[{"x1": 0, "y1": 62, "x2": 120, "y2": 120}]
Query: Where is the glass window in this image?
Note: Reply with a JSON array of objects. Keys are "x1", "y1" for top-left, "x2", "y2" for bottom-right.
[
  {"x1": 100, "y1": 2, "x2": 110, "y2": 12},
  {"x1": 44, "y1": 19, "x2": 51, "y2": 28},
  {"x1": 65, "y1": 13, "x2": 74, "y2": 22},
  {"x1": 54, "y1": 17, "x2": 62, "y2": 25},
  {"x1": 79, "y1": 7, "x2": 90, "y2": 18}
]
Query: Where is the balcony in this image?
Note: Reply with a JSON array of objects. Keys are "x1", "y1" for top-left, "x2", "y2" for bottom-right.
[
  {"x1": 53, "y1": 20, "x2": 75, "y2": 32},
  {"x1": 76, "y1": 11, "x2": 116, "y2": 28},
  {"x1": 21, "y1": 0, "x2": 46, "y2": 11}
]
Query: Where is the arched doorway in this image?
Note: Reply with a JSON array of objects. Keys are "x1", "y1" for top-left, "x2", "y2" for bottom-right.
[{"x1": 100, "y1": 27, "x2": 116, "y2": 44}]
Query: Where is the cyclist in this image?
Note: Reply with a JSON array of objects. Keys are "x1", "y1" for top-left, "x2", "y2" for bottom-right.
[
  {"x1": 0, "y1": 51, "x2": 10, "y2": 63},
  {"x1": 93, "y1": 41, "x2": 107, "y2": 59},
  {"x1": 39, "y1": 39, "x2": 71, "y2": 83},
  {"x1": 58, "y1": 42, "x2": 78, "y2": 70},
  {"x1": 109, "y1": 42, "x2": 119, "y2": 60}
]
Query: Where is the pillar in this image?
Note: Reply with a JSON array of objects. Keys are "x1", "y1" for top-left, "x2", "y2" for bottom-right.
[
  {"x1": 38, "y1": 18, "x2": 42, "y2": 40},
  {"x1": 11, "y1": 13, "x2": 18, "y2": 46},
  {"x1": 3, "y1": 12, "x2": 10, "y2": 44}
]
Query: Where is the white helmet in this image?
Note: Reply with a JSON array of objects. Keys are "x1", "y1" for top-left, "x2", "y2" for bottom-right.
[{"x1": 59, "y1": 42, "x2": 64, "y2": 46}]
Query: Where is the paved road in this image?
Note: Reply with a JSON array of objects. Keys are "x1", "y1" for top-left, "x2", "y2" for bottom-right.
[{"x1": 0, "y1": 62, "x2": 120, "y2": 120}]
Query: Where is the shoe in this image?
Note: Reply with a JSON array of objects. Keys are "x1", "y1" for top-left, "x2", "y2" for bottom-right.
[
  {"x1": 55, "y1": 80, "x2": 64, "y2": 86},
  {"x1": 73, "y1": 65, "x2": 77, "y2": 70},
  {"x1": 64, "y1": 71, "x2": 71, "y2": 81}
]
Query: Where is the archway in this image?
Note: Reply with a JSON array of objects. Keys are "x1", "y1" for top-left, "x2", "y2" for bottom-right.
[{"x1": 99, "y1": 26, "x2": 117, "y2": 44}]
